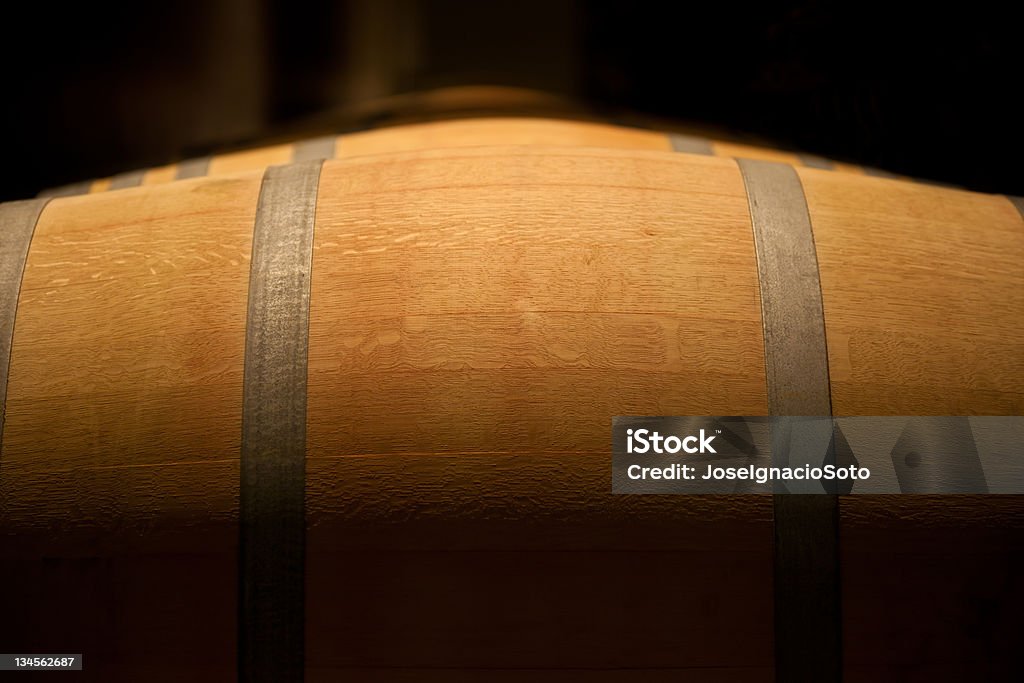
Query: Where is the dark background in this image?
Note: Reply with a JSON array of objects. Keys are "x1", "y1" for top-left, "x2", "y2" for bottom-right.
[{"x1": 1, "y1": 0, "x2": 1020, "y2": 202}]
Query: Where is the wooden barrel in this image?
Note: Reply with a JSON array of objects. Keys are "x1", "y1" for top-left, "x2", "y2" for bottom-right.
[
  {"x1": 41, "y1": 117, "x2": 881, "y2": 197},
  {"x1": 2, "y1": 146, "x2": 1022, "y2": 682}
]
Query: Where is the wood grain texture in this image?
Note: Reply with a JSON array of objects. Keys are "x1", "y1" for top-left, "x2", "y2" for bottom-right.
[
  {"x1": 799, "y1": 168, "x2": 1024, "y2": 682},
  {"x1": 337, "y1": 117, "x2": 671, "y2": 156},
  {"x1": 305, "y1": 147, "x2": 772, "y2": 673},
  {"x1": 4, "y1": 148, "x2": 776, "y2": 679},
  {"x1": 1, "y1": 175, "x2": 263, "y2": 681},
  {"x1": 801, "y1": 169, "x2": 1024, "y2": 416},
  {"x1": 307, "y1": 147, "x2": 767, "y2": 458},
  {"x1": 2, "y1": 175, "x2": 261, "y2": 540}
]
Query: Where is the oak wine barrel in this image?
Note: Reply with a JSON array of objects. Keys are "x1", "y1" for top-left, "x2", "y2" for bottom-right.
[{"x1": 2, "y1": 146, "x2": 1022, "y2": 681}]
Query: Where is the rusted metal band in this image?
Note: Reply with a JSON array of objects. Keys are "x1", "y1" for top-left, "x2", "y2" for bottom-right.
[
  {"x1": 668, "y1": 133, "x2": 713, "y2": 155},
  {"x1": 737, "y1": 158, "x2": 841, "y2": 683},
  {"x1": 0, "y1": 199, "x2": 49, "y2": 453},
  {"x1": 292, "y1": 136, "x2": 338, "y2": 162},
  {"x1": 239, "y1": 160, "x2": 324, "y2": 682}
]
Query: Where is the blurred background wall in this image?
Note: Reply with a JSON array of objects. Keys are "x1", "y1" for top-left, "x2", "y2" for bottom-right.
[{"x1": 1, "y1": 0, "x2": 1019, "y2": 201}]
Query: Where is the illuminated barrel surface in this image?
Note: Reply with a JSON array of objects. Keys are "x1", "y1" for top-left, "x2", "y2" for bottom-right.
[
  {"x1": 41, "y1": 117, "x2": 879, "y2": 198},
  {"x1": 2, "y1": 146, "x2": 1022, "y2": 682}
]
